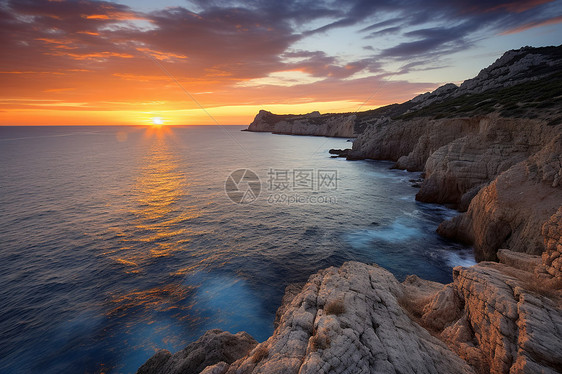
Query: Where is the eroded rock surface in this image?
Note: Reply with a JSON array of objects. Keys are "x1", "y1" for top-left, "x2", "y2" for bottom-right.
[
  {"x1": 537, "y1": 207, "x2": 562, "y2": 281},
  {"x1": 225, "y1": 262, "x2": 474, "y2": 374},
  {"x1": 440, "y1": 262, "x2": 562, "y2": 374},
  {"x1": 136, "y1": 329, "x2": 257, "y2": 374},
  {"x1": 139, "y1": 260, "x2": 562, "y2": 374},
  {"x1": 437, "y1": 134, "x2": 562, "y2": 261}
]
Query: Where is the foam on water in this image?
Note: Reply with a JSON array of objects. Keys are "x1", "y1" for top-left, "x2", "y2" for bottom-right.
[
  {"x1": 446, "y1": 249, "x2": 478, "y2": 268},
  {"x1": 344, "y1": 219, "x2": 423, "y2": 248}
]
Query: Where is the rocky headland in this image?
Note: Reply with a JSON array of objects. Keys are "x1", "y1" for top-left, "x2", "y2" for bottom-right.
[
  {"x1": 139, "y1": 46, "x2": 562, "y2": 373},
  {"x1": 139, "y1": 257, "x2": 561, "y2": 374},
  {"x1": 249, "y1": 44, "x2": 562, "y2": 263},
  {"x1": 247, "y1": 110, "x2": 357, "y2": 137}
]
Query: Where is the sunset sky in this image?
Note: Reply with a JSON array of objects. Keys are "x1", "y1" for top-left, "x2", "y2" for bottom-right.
[{"x1": 1, "y1": 0, "x2": 561, "y2": 126}]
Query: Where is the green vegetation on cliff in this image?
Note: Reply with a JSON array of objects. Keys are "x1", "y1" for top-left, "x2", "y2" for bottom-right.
[{"x1": 399, "y1": 71, "x2": 562, "y2": 125}]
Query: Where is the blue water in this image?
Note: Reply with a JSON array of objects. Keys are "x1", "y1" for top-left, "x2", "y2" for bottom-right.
[{"x1": 0, "y1": 126, "x2": 474, "y2": 373}]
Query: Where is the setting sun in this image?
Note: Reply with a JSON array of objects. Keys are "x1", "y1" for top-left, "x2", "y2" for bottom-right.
[{"x1": 151, "y1": 117, "x2": 164, "y2": 126}]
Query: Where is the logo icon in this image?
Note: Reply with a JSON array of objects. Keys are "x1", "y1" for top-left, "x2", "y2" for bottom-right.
[{"x1": 225, "y1": 169, "x2": 261, "y2": 204}]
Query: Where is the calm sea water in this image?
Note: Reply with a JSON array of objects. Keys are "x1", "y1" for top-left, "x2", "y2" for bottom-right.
[{"x1": 0, "y1": 125, "x2": 474, "y2": 373}]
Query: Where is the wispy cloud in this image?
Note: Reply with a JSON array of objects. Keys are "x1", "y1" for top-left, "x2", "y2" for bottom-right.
[{"x1": 0, "y1": 0, "x2": 560, "y2": 124}]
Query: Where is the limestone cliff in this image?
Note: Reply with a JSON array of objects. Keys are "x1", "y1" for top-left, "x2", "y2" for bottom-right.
[
  {"x1": 247, "y1": 110, "x2": 357, "y2": 138},
  {"x1": 347, "y1": 46, "x2": 562, "y2": 260},
  {"x1": 437, "y1": 133, "x2": 562, "y2": 260},
  {"x1": 139, "y1": 260, "x2": 561, "y2": 374}
]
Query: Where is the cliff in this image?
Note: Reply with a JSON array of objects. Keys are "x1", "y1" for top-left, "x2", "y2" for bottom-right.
[
  {"x1": 247, "y1": 45, "x2": 562, "y2": 140},
  {"x1": 138, "y1": 46, "x2": 562, "y2": 374},
  {"x1": 138, "y1": 260, "x2": 561, "y2": 374},
  {"x1": 247, "y1": 110, "x2": 357, "y2": 137},
  {"x1": 349, "y1": 45, "x2": 562, "y2": 261},
  {"x1": 437, "y1": 134, "x2": 562, "y2": 261}
]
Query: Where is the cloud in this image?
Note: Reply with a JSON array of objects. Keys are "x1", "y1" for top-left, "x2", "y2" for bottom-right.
[
  {"x1": 500, "y1": 14, "x2": 562, "y2": 34},
  {"x1": 379, "y1": 24, "x2": 477, "y2": 58},
  {"x1": 0, "y1": 0, "x2": 560, "y2": 124}
]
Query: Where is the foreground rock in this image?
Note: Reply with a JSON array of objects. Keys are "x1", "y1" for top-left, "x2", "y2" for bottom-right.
[
  {"x1": 443, "y1": 263, "x2": 562, "y2": 374},
  {"x1": 137, "y1": 329, "x2": 257, "y2": 374},
  {"x1": 223, "y1": 262, "x2": 473, "y2": 374},
  {"x1": 140, "y1": 260, "x2": 562, "y2": 374}
]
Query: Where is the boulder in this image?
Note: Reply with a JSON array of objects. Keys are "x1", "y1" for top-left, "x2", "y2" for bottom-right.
[{"x1": 137, "y1": 329, "x2": 257, "y2": 374}]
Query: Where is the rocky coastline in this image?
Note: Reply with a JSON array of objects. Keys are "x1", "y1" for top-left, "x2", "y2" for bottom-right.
[
  {"x1": 139, "y1": 254, "x2": 561, "y2": 374},
  {"x1": 139, "y1": 46, "x2": 562, "y2": 373}
]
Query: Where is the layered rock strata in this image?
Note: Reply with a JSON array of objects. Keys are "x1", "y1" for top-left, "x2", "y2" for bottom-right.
[
  {"x1": 536, "y1": 207, "x2": 562, "y2": 281},
  {"x1": 437, "y1": 133, "x2": 562, "y2": 260}
]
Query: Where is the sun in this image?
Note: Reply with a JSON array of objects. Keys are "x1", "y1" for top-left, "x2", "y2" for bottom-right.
[{"x1": 151, "y1": 117, "x2": 164, "y2": 126}]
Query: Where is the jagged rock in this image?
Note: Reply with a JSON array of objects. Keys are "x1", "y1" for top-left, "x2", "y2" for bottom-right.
[
  {"x1": 137, "y1": 329, "x2": 257, "y2": 374},
  {"x1": 274, "y1": 283, "x2": 304, "y2": 329},
  {"x1": 222, "y1": 262, "x2": 474, "y2": 374},
  {"x1": 139, "y1": 260, "x2": 562, "y2": 374},
  {"x1": 537, "y1": 207, "x2": 562, "y2": 281},
  {"x1": 442, "y1": 263, "x2": 562, "y2": 374}
]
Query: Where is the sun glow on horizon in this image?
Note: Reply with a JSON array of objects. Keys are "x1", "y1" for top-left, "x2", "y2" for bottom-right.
[{"x1": 151, "y1": 117, "x2": 164, "y2": 126}]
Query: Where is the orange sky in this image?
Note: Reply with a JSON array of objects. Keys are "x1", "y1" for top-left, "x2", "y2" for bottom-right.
[{"x1": 1, "y1": 0, "x2": 561, "y2": 126}]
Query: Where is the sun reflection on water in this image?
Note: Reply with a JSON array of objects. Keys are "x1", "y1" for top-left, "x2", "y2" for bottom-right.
[
  {"x1": 98, "y1": 128, "x2": 208, "y2": 371},
  {"x1": 105, "y1": 129, "x2": 199, "y2": 273},
  {"x1": 95, "y1": 126, "x2": 271, "y2": 372}
]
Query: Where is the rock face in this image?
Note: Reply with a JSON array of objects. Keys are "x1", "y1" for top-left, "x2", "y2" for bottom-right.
[
  {"x1": 416, "y1": 116, "x2": 556, "y2": 206},
  {"x1": 440, "y1": 262, "x2": 562, "y2": 374},
  {"x1": 136, "y1": 329, "x2": 257, "y2": 374},
  {"x1": 222, "y1": 262, "x2": 474, "y2": 374},
  {"x1": 247, "y1": 110, "x2": 357, "y2": 138},
  {"x1": 350, "y1": 117, "x2": 481, "y2": 170},
  {"x1": 346, "y1": 46, "x2": 562, "y2": 261},
  {"x1": 437, "y1": 134, "x2": 562, "y2": 261},
  {"x1": 139, "y1": 260, "x2": 562, "y2": 374},
  {"x1": 537, "y1": 207, "x2": 562, "y2": 280}
]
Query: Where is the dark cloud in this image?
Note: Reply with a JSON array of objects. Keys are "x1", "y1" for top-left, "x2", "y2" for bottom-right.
[
  {"x1": 364, "y1": 26, "x2": 402, "y2": 38},
  {"x1": 0, "y1": 0, "x2": 560, "y2": 114},
  {"x1": 303, "y1": 0, "x2": 560, "y2": 60},
  {"x1": 379, "y1": 24, "x2": 476, "y2": 58}
]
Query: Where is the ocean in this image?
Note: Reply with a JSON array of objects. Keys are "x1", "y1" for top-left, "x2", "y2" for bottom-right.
[{"x1": 0, "y1": 125, "x2": 475, "y2": 373}]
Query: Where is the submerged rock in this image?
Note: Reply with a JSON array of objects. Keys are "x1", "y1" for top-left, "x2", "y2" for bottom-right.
[{"x1": 328, "y1": 149, "x2": 351, "y2": 158}]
